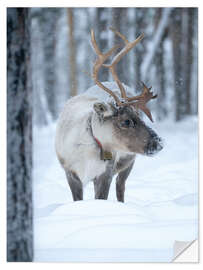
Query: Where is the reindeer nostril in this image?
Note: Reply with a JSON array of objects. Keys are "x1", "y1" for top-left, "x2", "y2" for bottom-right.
[{"x1": 144, "y1": 136, "x2": 163, "y2": 156}]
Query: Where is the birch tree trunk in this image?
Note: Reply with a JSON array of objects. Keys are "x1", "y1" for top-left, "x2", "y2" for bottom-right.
[
  {"x1": 7, "y1": 8, "x2": 33, "y2": 262},
  {"x1": 141, "y1": 8, "x2": 172, "y2": 81},
  {"x1": 67, "y1": 8, "x2": 78, "y2": 97}
]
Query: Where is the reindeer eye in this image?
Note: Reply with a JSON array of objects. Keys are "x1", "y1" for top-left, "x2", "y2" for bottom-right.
[
  {"x1": 125, "y1": 120, "x2": 131, "y2": 126},
  {"x1": 122, "y1": 119, "x2": 132, "y2": 128}
]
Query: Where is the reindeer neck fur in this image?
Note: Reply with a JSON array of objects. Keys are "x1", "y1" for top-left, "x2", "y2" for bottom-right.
[
  {"x1": 89, "y1": 112, "x2": 135, "y2": 163},
  {"x1": 87, "y1": 114, "x2": 112, "y2": 160}
]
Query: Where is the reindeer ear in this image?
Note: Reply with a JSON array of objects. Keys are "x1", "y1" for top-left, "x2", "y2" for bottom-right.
[
  {"x1": 93, "y1": 102, "x2": 115, "y2": 118},
  {"x1": 93, "y1": 102, "x2": 107, "y2": 114}
]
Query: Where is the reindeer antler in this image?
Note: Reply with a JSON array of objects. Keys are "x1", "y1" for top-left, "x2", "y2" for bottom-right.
[
  {"x1": 91, "y1": 30, "x2": 121, "y2": 105},
  {"x1": 131, "y1": 82, "x2": 158, "y2": 122},
  {"x1": 91, "y1": 28, "x2": 157, "y2": 122}
]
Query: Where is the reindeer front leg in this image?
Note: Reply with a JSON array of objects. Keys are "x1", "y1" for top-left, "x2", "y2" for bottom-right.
[
  {"x1": 116, "y1": 161, "x2": 134, "y2": 202},
  {"x1": 93, "y1": 174, "x2": 113, "y2": 200},
  {"x1": 93, "y1": 161, "x2": 114, "y2": 200}
]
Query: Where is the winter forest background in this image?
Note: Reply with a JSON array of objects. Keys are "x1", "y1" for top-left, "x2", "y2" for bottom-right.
[
  {"x1": 7, "y1": 7, "x2": 198, "y2": 262},
  {"x1": 32, "y1": 7, "x2": 198, "y2": 124}
]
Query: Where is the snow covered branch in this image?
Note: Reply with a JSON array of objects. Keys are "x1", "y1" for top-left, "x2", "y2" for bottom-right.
[{"x1": 141, "y1": 8, "x2": 172, "y2": 81}]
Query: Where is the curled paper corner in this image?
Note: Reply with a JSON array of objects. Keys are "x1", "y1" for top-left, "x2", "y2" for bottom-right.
[{"x1": 172, "y1": 239, "x2": 198, "y2": 262}]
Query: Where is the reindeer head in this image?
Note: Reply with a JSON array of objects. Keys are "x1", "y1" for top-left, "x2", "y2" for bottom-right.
[{"x1": 91, "y1": 28, "x2": 163, "y2": 157}]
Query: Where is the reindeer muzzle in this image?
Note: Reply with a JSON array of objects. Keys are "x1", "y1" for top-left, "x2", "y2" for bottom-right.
[{"x1": 144, "y1": 136, "x2": 163, "y2": 156}]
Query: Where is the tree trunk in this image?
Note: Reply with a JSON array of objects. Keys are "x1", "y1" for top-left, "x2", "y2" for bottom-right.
[
  {"x1": 141, "y1": 8, "x2": 172, "y2": 81},
  {"x1": 112, "y1": 8, "x2": 129, "y2": 84},
  {"x1": 185, "y1": 8, "x2": 195, "y2": 115},
  {"x1": 134, "y1": 8, "x2": 147, "y2": 92},
  {"x1": 7, "y1": 8, "x2": 33, "y2": 262},
  {"x1": 31, "y1": 10, "x2": 51, "y2": 126},
  {"x1": 192, "y1": 8, "x2": 198, "y2": 115},
  {"x1": 155, "y1": 8, "x2": 167, "y2": 120},
  {"x1": 96, "y1": 8, "x2": 109, "y2": 82},
  {"x1": 67, "y1": 8, "x2": 78, "y2": 97},
  {"x1": 171, "y1": 8, "x2": 184, "y2": 121},
  {"x1": 83, "y1": 8, "x2": 93, "y2": 89},
  {"x1": 40, "y1": 8, "x2": 58, "y2": 120}
]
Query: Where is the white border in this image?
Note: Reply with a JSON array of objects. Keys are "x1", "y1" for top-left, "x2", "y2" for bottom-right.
[
  {"x1": 0, "y1": 0, "x2": 202, "y2": 269},
  {"x1": 1, "y1": 0, "x2": 201, "y2": 8}
]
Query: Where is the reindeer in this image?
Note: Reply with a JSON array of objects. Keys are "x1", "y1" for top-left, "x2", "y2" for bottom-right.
[{"x1": 55, "y1": 28, "x2": 163, "y2": 202}]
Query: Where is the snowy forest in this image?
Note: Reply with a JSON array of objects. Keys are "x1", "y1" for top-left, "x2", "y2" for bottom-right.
[
  {"x1": 31, "y1": 7, "x2": 198, "y2": 125},
  {"x1": 7, "y1": 8, "x2": 198, "y2": 262}
]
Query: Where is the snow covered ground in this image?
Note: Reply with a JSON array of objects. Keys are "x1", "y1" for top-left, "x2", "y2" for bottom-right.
[{"x1": 33, "y1": 116, "x2": 198, "y2": 262}]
